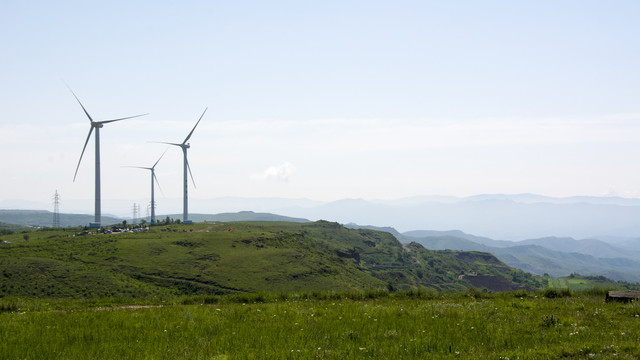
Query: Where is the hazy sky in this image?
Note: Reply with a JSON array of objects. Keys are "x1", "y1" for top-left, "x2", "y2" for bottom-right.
[{"x1": 1, "y1": 1, "x2": 639, "y2": 214}]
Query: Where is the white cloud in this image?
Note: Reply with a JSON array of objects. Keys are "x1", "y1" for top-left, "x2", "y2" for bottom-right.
[{"x1": 252, "y1": 162, "x2": 296, "y2": 182}]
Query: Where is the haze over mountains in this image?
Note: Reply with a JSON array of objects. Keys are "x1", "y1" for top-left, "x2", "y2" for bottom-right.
[{"x1": 2, "y1": 194, "x2": 638, "y2": 241}]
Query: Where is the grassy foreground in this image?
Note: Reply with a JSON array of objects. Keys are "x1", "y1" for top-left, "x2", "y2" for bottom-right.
[{"x1": 2, "y1": 291, "x2": 639, "y2": 359}]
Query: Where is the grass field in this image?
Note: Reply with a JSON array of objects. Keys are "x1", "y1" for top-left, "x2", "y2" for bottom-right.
[{"x1": 2, "y1": 290, "x2": 639, "y2": 359}]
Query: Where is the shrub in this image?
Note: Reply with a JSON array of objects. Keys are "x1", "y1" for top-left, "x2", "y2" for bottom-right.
[
  {"x1": 543, "y1": 288, "x2": 572, "y2": 298},
  {"x1": 541, "y1": 314, "x2": 559, "y2": 328}
]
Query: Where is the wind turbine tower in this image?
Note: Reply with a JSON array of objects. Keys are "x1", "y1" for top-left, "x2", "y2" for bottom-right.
[
  {"x1": 158, "y1": 108, "x2": 207, "y2": 224},
  {"x1": 68, "y1": 84, "x2": 148, "y2": 228},
  {"x1": 124, "y1": 150, "x2": 166, "y2": 225}
]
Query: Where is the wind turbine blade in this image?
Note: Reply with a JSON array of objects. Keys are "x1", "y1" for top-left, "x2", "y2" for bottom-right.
[
  {"x1": 73, "y1": 127, "x2": 94, "y2": 181},
  {"x1": 150, "y1": 141, "x2": 183, "y2": 147},
  {"x1": 152, "y1": 148, "x2": 169, "y2": 169},
  {"x1": 186, "y1": 158, "x2": 196, "y2": 189},
  {"x1": 122, "y1": 166, "x2": 151, "y2": 170},
  {"x1": 98, "y1": 113, "x2": 149, "y2": 124},
  {"x1": 153, "y1": 172, "x2": 165, "y2": 196},
  {"x1": 183, "y1": 107, "x2": 207, "y2": 144},
  {"x1": 65, "y1": 83, "x2": 94, "y2": 122}
]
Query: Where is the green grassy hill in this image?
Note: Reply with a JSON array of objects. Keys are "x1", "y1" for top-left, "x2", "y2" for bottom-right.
[{"x1": 0, "y1": 221, "x2": 540, "y2": 298}]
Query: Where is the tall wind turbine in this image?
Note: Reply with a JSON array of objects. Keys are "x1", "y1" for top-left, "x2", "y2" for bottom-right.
[
  {"x1": 158, "y1": 108, "x2": 207, "y2": 224},
  {"x1": 124, "y1": 150, "x2": 167, "y2": 225},
  {"x1": 68, "y1": 84, "x2": 148, "y2": 227}
]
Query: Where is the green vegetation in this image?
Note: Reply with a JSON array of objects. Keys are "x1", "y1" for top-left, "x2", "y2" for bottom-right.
[
  {"x1": 0, "y1": 221, "x2": 545, "y2": 298},
  {"x1": 1, "y1": 291, "x2": 640, "y2": 359},
  {"x1": 0, "y1": 221, "x2": 34, "y2": 235},
  {"x1": 545, "y1": 273, "x2": 632, "y2": 292},
  {"x1": 2, "y1": 220, "x2": 640, "y2": 358}
]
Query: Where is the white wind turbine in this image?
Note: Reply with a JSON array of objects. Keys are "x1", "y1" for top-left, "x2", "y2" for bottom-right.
[
  {"x1": 157, "y1": 108, "x2": 207, "y2": 224},
  {"x1": 69, "y1": 84, "x2": 148, "y2": 227},
  {"x1": 123, "y1": 150, "x2": 167, "y2": 225}
]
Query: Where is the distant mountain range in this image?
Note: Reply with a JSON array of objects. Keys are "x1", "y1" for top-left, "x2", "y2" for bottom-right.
[
  {"x1": 3, "y1": 194, "x2": 639, "y2": 240},
  {"x1": 394, "y1": 229, "x2": 640, "y2": 283},
  {"x1": 272, "y1": 195, "x2": 640, "y2": 241},
  {"x1": 0, "y1": 210, "x2": 123, "y2": 228},
  {"x1": 0, "y1": 209, "x2": 308, "y2": 228}
]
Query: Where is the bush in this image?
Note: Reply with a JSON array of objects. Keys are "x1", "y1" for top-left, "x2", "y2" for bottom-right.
[
  {"x1": 542, "y1": 288, "x2": 572, "y2": 298},
  {"x1": 0, "y1": 301, "x2": 19, "y2": 313},
  {"x1": 541, "y1": 314, "x2": 559, "y2": 328}
]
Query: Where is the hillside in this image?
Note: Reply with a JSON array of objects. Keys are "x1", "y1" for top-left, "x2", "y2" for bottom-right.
[
  {"x1": 0, "y1": 221, "x2": 538, "y2": 298},
  {"x1": 401, "y1": 230, "x2": 640, "y2": 283}
]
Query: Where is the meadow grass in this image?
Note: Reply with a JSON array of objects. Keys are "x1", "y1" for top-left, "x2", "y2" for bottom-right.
[{"x1": 2, "y1": 291, "x2": 639, "y2": 359}]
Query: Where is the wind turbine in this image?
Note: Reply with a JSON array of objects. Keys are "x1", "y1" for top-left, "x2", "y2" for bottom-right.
[
  {"x1": 157, "y1": 108, "x2": 207, "y2": 224},
  {"x1": 123, "y1": 150, "x2": 167, "y2": 225},
  {"x1": 68, "y1": 84, "x2": 148, "y2": 227}
]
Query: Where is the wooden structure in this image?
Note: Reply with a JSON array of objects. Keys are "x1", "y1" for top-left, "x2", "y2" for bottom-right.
[{"x1": 605, "y1": 291, "x2": 640, "y2": 303}]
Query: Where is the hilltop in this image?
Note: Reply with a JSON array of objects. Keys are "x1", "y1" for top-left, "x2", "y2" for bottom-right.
[{"x1": 0, "y1": 221, "x2": 540, "y2": 298}]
